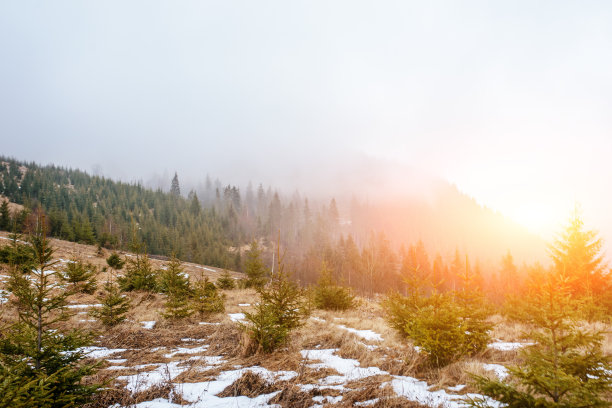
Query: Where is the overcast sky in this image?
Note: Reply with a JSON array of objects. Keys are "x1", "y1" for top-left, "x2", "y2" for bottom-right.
[{"x1": 2, "y1": 1, "x2": 612, "y2": 247}]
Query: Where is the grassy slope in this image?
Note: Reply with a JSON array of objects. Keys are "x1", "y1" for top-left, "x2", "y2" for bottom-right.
[{"x1": 1, "y1": 234, "x2": 609, "y2": 408}]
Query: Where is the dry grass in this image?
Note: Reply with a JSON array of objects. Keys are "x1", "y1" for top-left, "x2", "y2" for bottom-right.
[{"x1": 4, "y1": 234, "x2": 612, "y2": 407}]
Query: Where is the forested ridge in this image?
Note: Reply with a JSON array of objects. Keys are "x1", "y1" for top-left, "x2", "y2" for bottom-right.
[
  {"x1": 0, "y1": 157, "x2": 236, "y2": 268},
  {"x1": 0, "y1": 156, "x2": 546, "y2": 299}
]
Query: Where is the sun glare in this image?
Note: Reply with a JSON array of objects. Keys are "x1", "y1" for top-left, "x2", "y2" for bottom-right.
[{"x1": 507, "y1": 202, "x2": 563, "y2": 237}]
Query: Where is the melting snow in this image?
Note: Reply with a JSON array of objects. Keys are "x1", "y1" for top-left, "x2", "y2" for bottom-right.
[
  {"x1": 228, "y1": 313, "x2": 246, "y2": 322},
  {"x1": 141, "y1": 321, "x2": 156, "y2": 329},
  {"x1": 300, "y1": 348, "x2": 500, "y2": 408},
  {"x1": 164, "y1": 345, "x2": 209, "y2": 358},
  {"x1": 337, "y1": 325, "x2": 383, "y2": 342},
  {"x1": 488, "y1": 341, "x2": 533, "y2": 351},
  {"x1": 80, "y1": 346, "x2": 126, "y2": 359},
  {"x1": 483, "y1": 363, "x2": 509, "y2": 380},
  {"x1": 119, "y1": 362, "x2": 188, "y2": 393},
  {"x1": 67, "y1": 304, "x2": 102, "y2": 309}
]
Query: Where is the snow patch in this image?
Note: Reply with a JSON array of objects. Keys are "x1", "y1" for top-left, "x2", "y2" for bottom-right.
[
  {"x1": 337, "y1": 325, "x2": 383, "y2": 342},
  {"x1": 488, "y1": 341, "x2": 533, "y2": 351},
  {"x1": 483, "y1": 363, "x2": 509, "y2": 380},
  {"x1": 80, "y1": 346, "x2": 127, "y2": 359},
  {"x1": 141, "y1": 321, "x2": 156, "y2": 329},
  {"x1": 228, "y1": 313, "x2": 245, "y2": 322}
]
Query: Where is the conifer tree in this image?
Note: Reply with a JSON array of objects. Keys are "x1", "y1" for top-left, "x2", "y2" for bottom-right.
[
  {"x1": 0, "y1": 199, "x2": 9, "y2": 230},
  {"x1": 383, "y1": 254, "x2": 491, "y2": 368},
  {"x1": 118, "y1": 243, "x2": 157, "y2": 292},
  {"x1": 313, "y1": 261, "x2": 355, "y2": 311},
  {"x1": 170, "y1": 172, "x2": 181, "y2": 197},
  {"x1": 244, "y1": 240, "x2": 268, "y2": 289},
  {"x1": 191, "y1": 272, "x2": 224, "y2": 317},
  {"x1": 216, "y1": 270, "x2": 236, "y2": 290},
  {"x1": 160, "y1": 256, "x2": 193, "y2": 319},
  {"x1": 158, "y1": 256, "x2": 190, "y2": 295},
  {"x1": 243, "y1": 250, "x2": 310, "y2": 353},
  {"x1": 467, "y1": 272, "x2": 612, "y2": 407},
  {"x1": 62, "y1": 258, "x2": 98, "y2": 294},
  {"x1": 91, "y1": 253, "x2": 130, "y2": 327},
  {"x1": 549, "y1": 206, "x2": 610, "y2": 309},
  {"x1": 1, "y1": 222, "x2": 99, "y2": 406}
]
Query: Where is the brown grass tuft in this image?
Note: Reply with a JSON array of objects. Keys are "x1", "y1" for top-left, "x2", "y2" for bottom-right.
[{"x1": 217, "y1": 371, "x2": 277, "y2": 398}]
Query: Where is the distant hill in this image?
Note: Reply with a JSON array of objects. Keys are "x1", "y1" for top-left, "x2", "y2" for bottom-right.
[{"x1": 0, "y1": 156, "x2": 546, "y2": 291}]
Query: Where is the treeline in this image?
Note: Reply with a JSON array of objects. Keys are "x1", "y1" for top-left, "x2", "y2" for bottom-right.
[
  {"x1": 1, "y1": 157, "x2": 599, "y2": 307},
  {"x1": 0, "y1": 158, "x2": 235, "y2": 268}
]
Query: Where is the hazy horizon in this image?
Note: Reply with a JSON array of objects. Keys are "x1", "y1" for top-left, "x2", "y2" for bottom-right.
[{"x1": 2, "y1": 1, "x2": 612, "y2": 253}]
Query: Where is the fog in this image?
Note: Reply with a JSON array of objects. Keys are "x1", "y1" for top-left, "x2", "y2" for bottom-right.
[{"x1": 2, "y1": 1, "x2": 612, "y2": 249}]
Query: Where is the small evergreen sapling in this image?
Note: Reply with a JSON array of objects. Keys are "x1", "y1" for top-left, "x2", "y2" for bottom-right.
[
  {"x1": 61, "y1": 258, "x2": 98, "y2": 294},
  {"x1": 216, "y1": 270, "x2": 236, "y2": 290},
  {"x1": 91, "y1": 252, "x2": 130, "y2": 327},
  {"x1": 1, "y1": 224, "x2": 99, "y2": 406},
  {"x1": 118, "y1": 244, "x2": 158, "y2": 292},
  {"x1": 158, "y1": 256, "x2": 190, "y2": 295},
  {"x1": 466, "y1": 273, "x2": 612, "y2": 408},
  {"x1": 313, "y1": 262, "x2": 355, "y2": 311},
  {"x1": 161, "y1": 257, "x2": 193, "y2": 319},
  {"x1": 383, "y1": 257, "x2": 491, "y2": 368},
  {"x1": 243, "y1": 253, "x2": 310, "y2": 353},
  {"x1": 191, "y1": 272, "x2": 224, "y2": 317},
  {"x1": 244, "y1": 240, "x2": 268, "y2": 289}
]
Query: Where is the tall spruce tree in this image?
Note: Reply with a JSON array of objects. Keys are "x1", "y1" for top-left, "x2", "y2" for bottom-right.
[
  {"x1": 170, "y1": 172, "x2": 181, "y2": 197},
  {"x1": 549, "y1": 206, "x2": 609, "y2": 305}
]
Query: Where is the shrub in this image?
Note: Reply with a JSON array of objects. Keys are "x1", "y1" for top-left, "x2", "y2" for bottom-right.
[
  {"x1": 1, "y1": 225, "x2": 100, "y2": 406},
  {"x1": 158, "y1": 256, "x2": 191, "y2": 295},
  {"x1": 216, "y1": 270, "x2": 236, "y2": 290},
  {"x1": 244, "y1": 240, "x2": 268, "y2": 289},
  {"x1": 243, "y1": 262, "x2": 310, "y2": 353},
  {"x1": 466, "y1": 273, "x2": 612, "y2": 407},
  {"x1": 383, "y1": 288, "x2": 491, "y2": 368},
  {"x1": 118, "y1": 251, "x2": 157, "y2": 292},
  {"x1": 91, "y1": 280, "x2": 131, "y2": 326},
  {"x1": 313, "y1": 262, "x2": 355, "y2": 311},
  {"x1": 62, "y1": 258, "x2": 98, "y2": 294},
  {"x1": 191, "y1": 276, "x2": 224, "y2": 317}
]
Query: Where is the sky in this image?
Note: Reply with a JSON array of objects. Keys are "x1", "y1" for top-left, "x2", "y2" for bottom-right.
[{"x1": 1, "y1": 1, "x2": 612, "y2": 249}]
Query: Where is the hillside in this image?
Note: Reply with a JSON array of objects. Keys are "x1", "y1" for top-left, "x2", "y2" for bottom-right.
[{"x1": 0, "y1": 234, "x2": 550, "y2": 408}]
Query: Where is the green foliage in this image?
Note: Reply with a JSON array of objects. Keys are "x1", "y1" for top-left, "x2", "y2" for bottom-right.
[
  {"x1": 384, "y1": 290, "x2": 491, "y2": 367},
  {"x1": 158, "y1": 256, "x2": 191, "y2": 295},
  {"x1": 61, "y1": 259, "x2": 98, "y2": 294},
  {"x1": 313, "y1": 262, "x2": 355, "y2": 311},
  {"x1": 91, "y1": 280, "x2": 131, "y2": 326},
  {"x1": 0, "y1": 362, "x2": 55, "y2": 407},
  {"x1": 191, "y1": 275, "x2": 224, "y2": 317},
  {"x1": 243, "y1": 263, "x2": 310, "y2": 353},
  {"x1": 216, "y1": 270, "x2": 236, "y2": 290},
  {"x1": 106, "y1": 252, "x2": 125, "y2": 270},
  {"x1": 0, "y1": 200, "x2": 10, "y2": 231},
  {"x1": 0, "y1": 157, "x2": 236, "y2": 269},
  {"x1": 160, "y1": 257, "x2": 193, "y2": 319},
  {"x1": 1, "y1": 225, "x2": 99, "y2": 406},
  {"x1": 0, "y1": 232, "x2": 36, "y2": 273},
  {"x1": 91, "y1": 252, "x2": 130, "y2": 326},
  {"x1": 118, "y1": 250, "x2": 157, "y2": 292},
  {"x1": 244, "y1": 240, "x2": 268, "y2": 289},
  {"x1": 466, "y1": 273, "x2": 612, "y2": 408}
]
